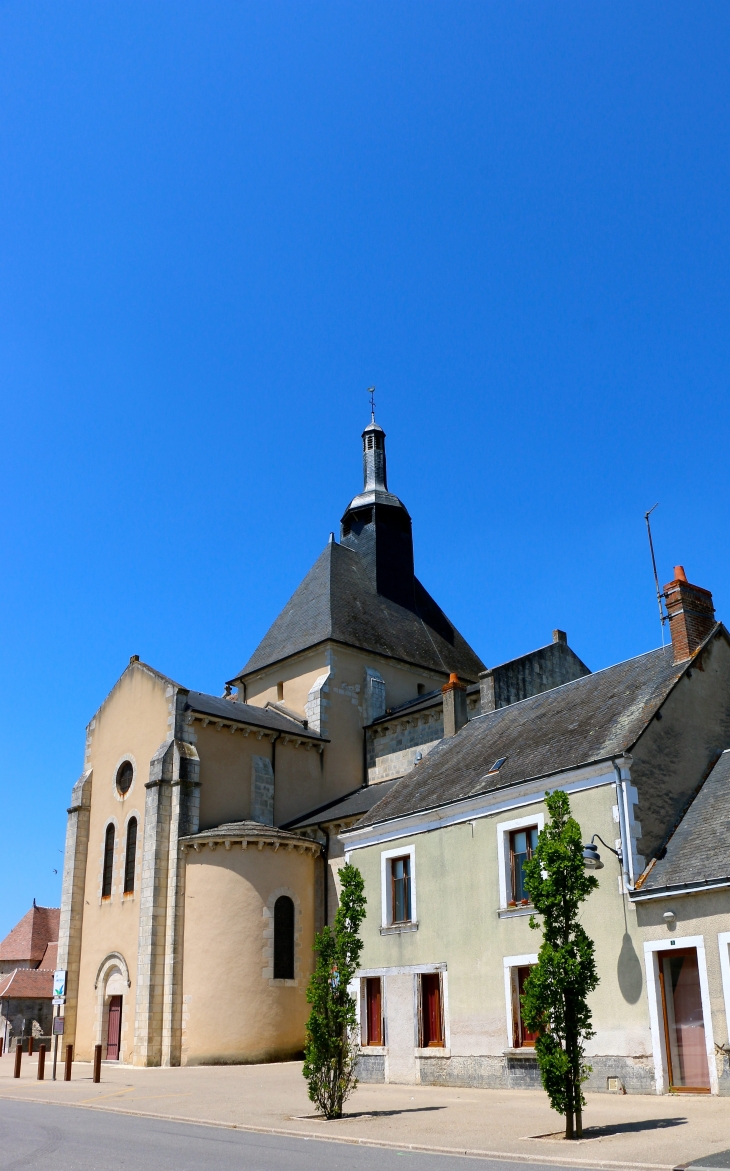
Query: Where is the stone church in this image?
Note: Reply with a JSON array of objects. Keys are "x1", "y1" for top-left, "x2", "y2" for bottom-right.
[{"x1": 58, "y1": 415, "x2": 587, "y2": 1066}]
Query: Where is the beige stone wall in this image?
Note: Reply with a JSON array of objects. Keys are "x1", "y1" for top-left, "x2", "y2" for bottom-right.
[
  {"x1": 180, "y1": 844, "x2": 317, "y2": 1064},
  {"x1": 244, "y1": 641, "x2": 447, "y2": 807},
  {"x1": 74, "y1": 664, "x2": 172, "y2": 1062}
]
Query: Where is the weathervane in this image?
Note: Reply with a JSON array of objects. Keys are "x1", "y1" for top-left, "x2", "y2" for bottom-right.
[{"x1": 367, "y1": 385, "x2": 376, "y2": 419}]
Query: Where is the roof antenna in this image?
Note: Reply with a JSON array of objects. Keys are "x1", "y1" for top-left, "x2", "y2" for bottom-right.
[
  {"x1": 644, "y1": 503, "x2": 667, "y2": 647},
  {"x1": 367, "y1": 385, "x2": 376, "y2": 421}
]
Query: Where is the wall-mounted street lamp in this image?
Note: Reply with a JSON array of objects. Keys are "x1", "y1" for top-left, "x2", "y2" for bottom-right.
[{"x1": 582, "y1": 833, "x2": 623, "y2": 871}]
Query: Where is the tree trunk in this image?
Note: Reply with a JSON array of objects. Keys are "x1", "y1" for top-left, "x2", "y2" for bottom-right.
[
  {"x1": 564, "y1": 1068, "x2": 574, "y2": 1140},
  {"x1": 575, "y1": 1101, "x2": 583, "y2": 1139}
]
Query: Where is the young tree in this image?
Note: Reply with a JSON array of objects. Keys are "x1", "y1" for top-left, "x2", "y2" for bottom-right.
[
  {"x1": 521, "y1": 789, "x2": 599, "y2": 1140},
  {"x1": 302, "y1": 862, "x2": 367, "y2": 1119}
]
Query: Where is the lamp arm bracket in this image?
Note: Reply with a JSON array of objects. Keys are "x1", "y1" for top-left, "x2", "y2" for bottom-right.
[{"x1": 591, "y1": 833, "x2": 622, "y2": 861}]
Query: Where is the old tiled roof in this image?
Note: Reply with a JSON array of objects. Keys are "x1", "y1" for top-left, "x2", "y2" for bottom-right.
[
  {"x1": 185, "y1": 692, "x2": 326, "y2": 740},
  {"x1": 638, "y1": 750, "x2": 730, "y2": 891},
  {"x1": 283, "y1": 779, "x2": 402, "y2": 830},
  {"x1": 39, "y1": 942, "x2": 58, "y2": 971},
  {"x1": 0, "y1": 968, "x2": 54, "y2": 999},
  {"x1": 0, "y1": 905, "x2": 59, "y2": 964},
  {"x1": 234, "y1": 542, "x2": 484, "y2": 681},
  {"x1": 355, "y1": 645, "x2": 688, "y2": 828}
]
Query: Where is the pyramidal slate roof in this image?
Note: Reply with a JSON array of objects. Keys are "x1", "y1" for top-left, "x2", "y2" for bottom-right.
[
  {"x1": 638, "y1": 749, "x2": 730, "y2": 892},
  {"x1": 235, "y1": 541, "x2": 485, "y2": 680},
  {"x1": 355, "y1": 644, "x2": 690, "y2": 829}
]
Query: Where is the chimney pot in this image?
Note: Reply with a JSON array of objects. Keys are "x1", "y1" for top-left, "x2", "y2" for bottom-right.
[{"x1": 664, "y1": 566, "x2": 716, "y2": 663}]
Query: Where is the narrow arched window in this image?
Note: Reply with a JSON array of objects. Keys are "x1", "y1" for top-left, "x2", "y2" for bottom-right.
[
  {"x1": 124, "y1": 818, "x2": 137, "y2": 894},
  {"x1": 273, "y1": 896, "x2": 295, "y2": 979},
  {"x1": 102, "y1": 824, "x2": 115, "y2": 898}
]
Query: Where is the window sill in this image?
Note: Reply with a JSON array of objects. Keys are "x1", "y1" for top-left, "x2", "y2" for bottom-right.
[
  {"x1": 416, "y1": 1047, "x2": 450, "y2": 1058},
  {"x1": 380, "y1": 921, "x2": 419, "y2": 935},
  {"x1": 498, "y1": 905, "x2": 533, "y2": 919},
  {"x1": 504, "y1": 1047, "x2": 538, "y2": 1058},
  {"x1": 359, "y1": 1045, "x2": 387, "y2": 1056}
]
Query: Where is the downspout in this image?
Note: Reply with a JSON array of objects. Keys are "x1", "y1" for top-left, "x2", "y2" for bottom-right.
[
  {"x1": 612, "y1": 754, "x2": 634, "y2": 890},
  {"x1": 318, "y1": 824, "x2": 330, "y2": 927}
]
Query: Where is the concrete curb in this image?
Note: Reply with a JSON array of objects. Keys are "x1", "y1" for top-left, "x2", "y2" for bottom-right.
[{"x1": 0, "y1": 1091, "x2": 676, "y2": 1171}]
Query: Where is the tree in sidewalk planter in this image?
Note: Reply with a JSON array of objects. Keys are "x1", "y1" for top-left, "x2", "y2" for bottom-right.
[
  {"x1": 521, "y1": 789, "x2": 599, "y2": 1140},
  {"x1": 302, "y1": 862, "x2": 367, "y2": 1119}
]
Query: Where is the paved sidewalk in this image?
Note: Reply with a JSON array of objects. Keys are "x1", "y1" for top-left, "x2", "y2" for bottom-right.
[{"x1": 0, "y1": 1053, "x2": 728, "y2": 1170}]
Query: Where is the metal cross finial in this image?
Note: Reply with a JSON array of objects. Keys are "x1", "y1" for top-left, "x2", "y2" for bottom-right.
[{"x1": 367, "y1": 385, "x2": 376, "y2": 419}]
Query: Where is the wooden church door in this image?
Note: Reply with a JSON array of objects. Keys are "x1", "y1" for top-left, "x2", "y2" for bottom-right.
[{"x1": 107, "y1": 996, "x2": 123, "y2": 1060}]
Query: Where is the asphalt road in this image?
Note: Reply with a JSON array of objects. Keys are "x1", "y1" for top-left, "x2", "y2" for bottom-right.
[{"x1": 0, "y1": 1099, "x2": 606, "y2": 1171}]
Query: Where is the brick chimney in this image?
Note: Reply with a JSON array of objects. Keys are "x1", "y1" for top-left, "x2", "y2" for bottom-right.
[
  {"x1": 442, "y1": 673, "x2": 468, "y2": 737},
  {"x1": 664, "y1": 566, "x2": 716, "y2": 663}
]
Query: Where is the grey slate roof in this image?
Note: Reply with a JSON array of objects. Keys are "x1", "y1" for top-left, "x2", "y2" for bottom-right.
[
  {"x1": 355, "y1": 645, "x2": 689, "y2": 829},
  {"x1": 638, "y1": 750, "x2": 730, "y2": 891},
  {"x1": 185, "y1": 691, "x2": 326, "y2": 740},
  {"x1": 283, "y1": 779, "x2": 401, "y2": 830},
  {"x1": 234, "y1": 541, "x2": 485, "y2": 681}
]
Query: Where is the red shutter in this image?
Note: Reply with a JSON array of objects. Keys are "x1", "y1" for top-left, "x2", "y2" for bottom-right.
[
  {"x1": 366, "y1": 978, "x2": 382, "y2": 1045},
  {"x1": 421, "y1": 974, "x2": 443, "y2": 1047}
]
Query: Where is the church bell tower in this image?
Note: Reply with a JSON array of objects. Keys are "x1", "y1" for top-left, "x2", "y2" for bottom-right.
[{"x1": 340, "y1": 415, "x2": 416, "y2": 611}]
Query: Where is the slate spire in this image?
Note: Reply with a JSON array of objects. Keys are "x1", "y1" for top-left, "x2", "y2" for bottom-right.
[
  {"x1": 362, "y1": 414, "x2": 388, "y2": 492},
  {"x1": 340, "y1": 414, "x2": 416, "y2": 610}
]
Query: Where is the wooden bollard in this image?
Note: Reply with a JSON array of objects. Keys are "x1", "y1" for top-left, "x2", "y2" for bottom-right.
[
  {"x1": 37, "y1": 1045, "x2": 46, "y2": 1080},
  {"x1": 64, "y1": 1043, "x2": 73, "y2": 1081},
  {"x1": 93, "y1": 1044, "x2": 102, "y2": 1083},
  {"x1": 0, "y1": 1036, "x2": 4, "y2": 1057},
  {"x1": 13, "y1": 1042, "x2": 21, "y2": 1078}
]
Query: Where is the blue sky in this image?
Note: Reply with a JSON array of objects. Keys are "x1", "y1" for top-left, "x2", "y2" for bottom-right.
[{"x1": 2, "y1": 2, "x2": 730, "y2": 935}]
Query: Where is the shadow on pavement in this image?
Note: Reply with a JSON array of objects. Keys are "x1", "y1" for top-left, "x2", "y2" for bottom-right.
[{"x1": 531, "y1": 1117, "x2": 688, "y2": 1141}]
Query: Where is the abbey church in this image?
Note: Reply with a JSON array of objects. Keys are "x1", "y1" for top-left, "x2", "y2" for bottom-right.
[{"x1": 58, "y1": 415, "x2": 588, "y2": 1067}]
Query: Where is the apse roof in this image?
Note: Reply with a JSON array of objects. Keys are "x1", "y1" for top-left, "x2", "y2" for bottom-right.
[{"x1": 234, "y1": 541, "x2": 484, "y2": 681}]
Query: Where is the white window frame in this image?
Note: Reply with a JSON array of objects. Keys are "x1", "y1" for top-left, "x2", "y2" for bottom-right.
[
  {"x1": 380, "y1": 843, "x2": 417, "y2": 928},
  {"x1": 502, "y1": 953, "x2": 538, "y2": 1049},
  {"x1": 496, "y1": 813, "x2": 544, "y2": 908},
  {"x1": 718, "y1": 932, "x2": 730, "y2": 1048},
  {"x1": 643, "y1": 935, "x2": 718, "y2": 1095}
]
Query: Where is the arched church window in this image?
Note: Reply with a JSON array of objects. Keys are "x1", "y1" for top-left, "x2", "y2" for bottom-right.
[
  {"x1": 116, "y1": 760, "x2": 133, "y2": 795},
  {"x1": 102, "y1": 824, "x2": 115, "y2": 898},
  {"x1": 124, "y1": 818, "x2": 137, "y2": 894},
  {"x1": 273, "y1": 895, "x2": 295, "y2": 979}
]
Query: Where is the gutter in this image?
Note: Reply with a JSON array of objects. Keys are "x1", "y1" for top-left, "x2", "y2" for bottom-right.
[{"x1": 630, "y1": 877, "x2": 730, "y2": 902}]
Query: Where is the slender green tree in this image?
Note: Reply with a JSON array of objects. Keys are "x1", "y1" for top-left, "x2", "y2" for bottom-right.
[
  {"x1": 521, "y1": 790, "x2": 599, "y2": 1140},
  {"x1": 302, "y1": 862, "x2": 367, "y2": 1119}
]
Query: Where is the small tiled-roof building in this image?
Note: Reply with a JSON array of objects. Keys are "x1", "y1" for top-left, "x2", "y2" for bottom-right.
[
  {"x1": 0, "y1": 903, "x2": 59, "y2": 1048},
  {"x1": 0, "y1": 903, "x2": 60, "y2": 975}
]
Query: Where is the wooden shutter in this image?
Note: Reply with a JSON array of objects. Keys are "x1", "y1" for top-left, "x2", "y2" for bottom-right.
[
  {"x1": 420, "y1": 974, "x2": 443, "y2": 1047},
  {"x1": 365, "y1": 978, "x2": 382, "y2": 1045}
]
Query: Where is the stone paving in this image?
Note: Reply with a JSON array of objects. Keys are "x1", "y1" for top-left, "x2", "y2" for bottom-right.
[{"x1": 0, "y1": 1053, "x2": 729, "y2": 1170}]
